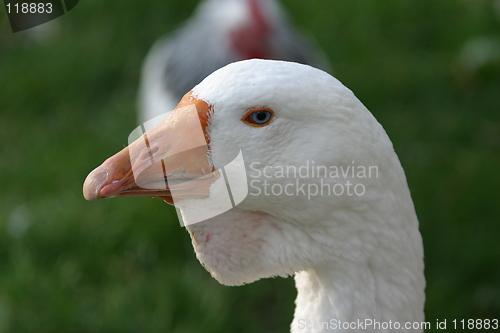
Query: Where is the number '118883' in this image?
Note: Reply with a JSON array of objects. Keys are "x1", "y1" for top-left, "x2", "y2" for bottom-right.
[
  {"x1": 452, "y1": 319, "x2": 498, "y2": 330},
  {"x1": 6, "y1": 3, "x2": 53, "y2": 14}
]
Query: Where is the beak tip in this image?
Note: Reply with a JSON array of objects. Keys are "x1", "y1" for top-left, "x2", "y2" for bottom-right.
[{"x1": 83, "y1": 168, "x2": 108, "y2": 201}]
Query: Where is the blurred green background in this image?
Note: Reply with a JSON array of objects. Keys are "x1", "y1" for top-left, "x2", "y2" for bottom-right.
[{"x1": 1, "y1": 0, "x2": 499, "y2": 332}]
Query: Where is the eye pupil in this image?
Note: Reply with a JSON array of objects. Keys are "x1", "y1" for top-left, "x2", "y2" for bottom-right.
[{"x1": 251, "y1": 110, "x2": 271, "y2": 124}]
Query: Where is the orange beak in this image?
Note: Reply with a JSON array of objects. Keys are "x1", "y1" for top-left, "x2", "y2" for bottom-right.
[{"x1": 82, "y1": 92, "x2": 217, "y2": 205}]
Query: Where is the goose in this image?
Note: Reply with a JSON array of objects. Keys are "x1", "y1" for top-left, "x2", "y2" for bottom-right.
[
  {"x1": 84, "y1": 59, "x2": 425, "y2": 332},
  {"x1": 138, "y1": 0, "x2": 329, "y2": 124}
]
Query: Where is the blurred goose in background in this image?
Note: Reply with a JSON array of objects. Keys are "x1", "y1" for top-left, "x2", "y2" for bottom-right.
[
  {"x1": 138, "y1": 0, "x2": 329, "y2": 124},
  {"x1": 85, "y1": 59, "x2": 425, "y2": 332}
]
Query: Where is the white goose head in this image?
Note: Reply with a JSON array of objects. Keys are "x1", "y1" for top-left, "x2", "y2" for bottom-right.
[{"x1": 84, "y1": 59, "x2": 425, "y2": 332}]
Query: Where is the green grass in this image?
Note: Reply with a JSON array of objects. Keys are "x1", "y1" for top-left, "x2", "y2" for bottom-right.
[{"x1": 1, "y1": 0, "x2": 499, "y2": 332}]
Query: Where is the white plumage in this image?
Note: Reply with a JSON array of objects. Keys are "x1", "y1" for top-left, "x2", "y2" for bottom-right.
[{"x1": 84, "y1": 59, "x2": 425, "y2": 333}]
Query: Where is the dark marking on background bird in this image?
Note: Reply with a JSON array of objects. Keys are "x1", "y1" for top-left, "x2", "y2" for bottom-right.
[{"x1": 138, "y1": 0, "x2": 329, "y2": 124}]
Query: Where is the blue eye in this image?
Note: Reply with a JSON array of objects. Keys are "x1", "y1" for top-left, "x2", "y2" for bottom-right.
[
  {"x1": 251, "y1": 110, "x2": 271, "y2": 124},
  {"x1": 242, "y1": 108, "x2": 274, "y2": 127}
]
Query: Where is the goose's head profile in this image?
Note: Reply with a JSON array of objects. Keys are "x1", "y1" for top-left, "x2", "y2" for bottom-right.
[{"x1": 84, "y1": 59, "x2": 425, "y2": 332}]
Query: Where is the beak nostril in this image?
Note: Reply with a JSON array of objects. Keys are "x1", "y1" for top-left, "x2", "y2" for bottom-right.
[
  {"x1": 140, "y1": 146, "x2": 159, "y2": 163},
  {"x1": 150, "y1": 146, "x2": 159, "y2": 155}
]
